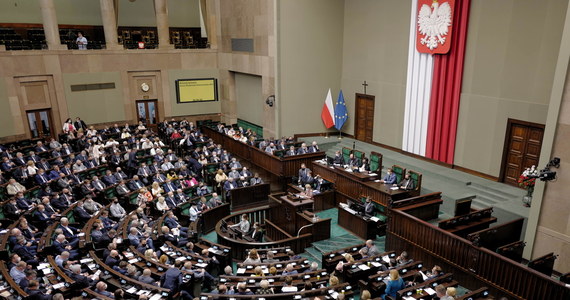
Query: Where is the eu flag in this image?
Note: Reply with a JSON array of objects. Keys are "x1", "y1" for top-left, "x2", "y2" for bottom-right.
[{"x1": 334, "y1": 90, "x2": 348, "y2": 131}]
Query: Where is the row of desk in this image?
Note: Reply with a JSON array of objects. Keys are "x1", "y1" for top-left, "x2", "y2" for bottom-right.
[
  {"x1": 311, "y1": 160, "x2": 411, "y2": 207},
  {"x1": 202, "y1": 126, "x2": 325, "y2": 178}
]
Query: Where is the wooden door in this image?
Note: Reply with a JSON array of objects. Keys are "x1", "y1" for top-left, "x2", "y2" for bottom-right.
[
  {"x1": 26, "y1": 109, "x2": 54, "y2": 139},
  {"x1": 355, "y1": 93, "x2": 375, "y2": 143},
  {"x1": 500, "y1": 119, "x2": 544, "y2": 186},
  {"x1": 136, "y1": 100, "x2": 159, "y2": 132}
]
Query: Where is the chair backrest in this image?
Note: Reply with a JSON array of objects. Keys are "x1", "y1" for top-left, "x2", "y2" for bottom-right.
[
  {"x1": 369, "y1": 151, "x2": 383, "y2": 173},
  {"x1": 391, "y1": 164, "x2": 406, "y2": 183},
  {"x1": 352, "y1": 149, "x2": 365, "y2": 161},
  {"x1": 408, "y1": 169, "x2": 422, "y2": 192},
  {"x1": 342, "y1": 147, "x2": 352, "y2": 163}
]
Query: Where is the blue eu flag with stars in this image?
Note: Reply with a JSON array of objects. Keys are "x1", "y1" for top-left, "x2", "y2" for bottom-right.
[{"x1": 334, "y1": 90, "x2": 348, "y2": 131}]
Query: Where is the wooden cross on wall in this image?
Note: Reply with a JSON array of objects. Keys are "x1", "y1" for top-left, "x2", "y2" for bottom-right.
[{"x1": 362, "y1": 81, "x2": 368, "y2": 94}]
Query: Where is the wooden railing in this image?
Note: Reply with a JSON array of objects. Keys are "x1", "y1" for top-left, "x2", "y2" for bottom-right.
[
  {"x1": 387, "y1": 208, "x2": 570, "y2": 300},
  {"x1": 202, "y1": 126, "x2": 324, "y2": 177},
  {"x1": 264, "y1": 219, "x2": 293, "y2": 241},
  {"x1": 215, "y1": 207, "x2": 313, "y2": 261}
]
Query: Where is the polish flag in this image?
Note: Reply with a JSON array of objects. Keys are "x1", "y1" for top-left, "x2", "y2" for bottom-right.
[{"x1": 321, "y1": 89, "x2": 335, "y2": 129}]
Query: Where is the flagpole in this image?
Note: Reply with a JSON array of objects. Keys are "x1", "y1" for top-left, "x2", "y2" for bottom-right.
[{"x1": 338, "y1": 130, "x2": 342, "y2": 140}]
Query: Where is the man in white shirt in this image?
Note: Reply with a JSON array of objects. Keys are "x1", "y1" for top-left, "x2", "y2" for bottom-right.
[{"x1": 76, "y1": 32, "x2": 87, "y2": 50}]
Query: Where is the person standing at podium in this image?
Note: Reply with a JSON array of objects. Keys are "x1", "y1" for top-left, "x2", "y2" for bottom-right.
[{"x1": 231, "y1": 214, "x2": 250, "y2": 234}]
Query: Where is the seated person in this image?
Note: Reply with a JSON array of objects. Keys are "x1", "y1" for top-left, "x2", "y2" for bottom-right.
[
  {"x1": 364, "y1": 197, "x2": 375, "y2": 216},
  {"x1": 398, "y1": 172, "x2": 415, "y2": 190},
  {"x1": 381, "y1": 269, "x2": 405, "y2": 300},
  {"x1": 332, "y1": 151, "x2": 345, "y2": 165},
  {"x1": 379, "y1": 168, "x2": 397, "y2": 185},
  {"x1": 347, "y1": 153, "x2": 360, "y2": 169}
]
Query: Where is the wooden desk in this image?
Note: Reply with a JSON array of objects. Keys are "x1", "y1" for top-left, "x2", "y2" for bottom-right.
[
  {"x1": 201, "y1": 203, "x2": 231, "y2": 233},
  {"x1": 312, "y1": 161, "x2": 409, "y2": 206},
  {"x1": 287, "y1": 183, "x2": 335, "y2": 212},
  {"x1": 338, "y1": 205, "x2": 379, "y2": 240},
  {"x1": 269, "y1": 193, "x2": 315, "y2": 236},
  {"x1": 203, "y1": 126, "x2": 325, "y2": 177},
  {"x1": 229, "y1": 183, "x2": 270, "y2": 211}
]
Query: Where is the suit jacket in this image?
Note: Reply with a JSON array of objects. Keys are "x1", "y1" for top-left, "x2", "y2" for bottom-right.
[
  {"x1": 33, "y1": 210, "x2": 51, "y2": 223},
  {"x1": 74, "y1": 206, "x2": 92, "y2": 221},
  {"x1": 164, "y1": 217, "x2": 181, "y2": 229},
  {"x1": 13, "y1": 243, "x2": 36, "y2": 261},
  {"x1": 26, "y1": 290, "x2": 52, "y2": 300},
  {"x1": 6, "y1": 183, "x2": 26, "y2": 195},
  {"x1": 399, "y1": 178, "x2": 415, "y2": 190},
  {"x1": 163, "y1": 182, "x2": 177, "y2": 193},
  {"x1": 103, "y1": 175, "x2": 117, "y2": 186},
  {"x1": 382, "y1": 173, "x2": 397, "y2": 185},
  {"x1": 5, "y1": 203, "x2": 21, "y2": 219},
  {"x1": 58, "y1": 225, "x2": 78, "y2": 239},
  {"x1": 364, "y1": 202, "x2": 375, "y2": 215},
  {"x1": 116, "y1": 184, "x2": 130, "y2": 195},
  {"x1": 52, "y1": 240, "x2": 71, "y2": 254},
  {"x1": 160, "y1": 268, "x2": 182, "y2": 292},
  {"x1": 128, "y1": 180, "x2": 144, "y2": 191},
  {"x1": 223, "y1": 181, "x2": 237, "y2": 191},
  {"x1": 250, "y1": 229, "x2": 263, "y2": 242}
]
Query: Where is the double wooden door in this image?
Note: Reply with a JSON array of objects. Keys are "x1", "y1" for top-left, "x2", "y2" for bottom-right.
[
  {"x1": 501, "y1": 119, "x2": 544, "y2": 186},
  {"x1": 355, "y1": 93, "x2": 375, "y2": 143},
  {"x1": 136, "y1": 100, "x2": 158, "y2": 132},
  {"x1": 26, "y1": 109, "x2": 54, "y2": 139}
]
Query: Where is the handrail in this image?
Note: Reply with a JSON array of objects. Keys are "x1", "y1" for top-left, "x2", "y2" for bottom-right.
[{"x1": 388, "y1": 208, "x2": 570, "y2": 299}]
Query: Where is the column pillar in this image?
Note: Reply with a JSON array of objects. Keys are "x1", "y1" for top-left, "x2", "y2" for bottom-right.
[
  {"x1": 154, "y1": 0, "x2": 173, "y2": 49},
  {"x1": 100, "y1": 0, "x2": 122, "y2": 50},
  {"x1": 39, "y1": 0, "x2": 67, "y2": 50}
]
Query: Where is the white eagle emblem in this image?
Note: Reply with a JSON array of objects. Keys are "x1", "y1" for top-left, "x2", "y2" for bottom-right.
[{"x1": 418, "y1": 0, "x2": 452, "y2": 50}]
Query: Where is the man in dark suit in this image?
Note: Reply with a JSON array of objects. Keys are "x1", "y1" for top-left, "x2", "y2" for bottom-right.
[
  {"x1": 308, "y1": 141, "x2": 320, "y2": 153},
  {"x1": 53, "y1": 234, "x2": 80, "y2": 259},
  {"x1": 74, "y1": 117, "x2": 87, "y2": 132},
  {"x1": 13, "y1": 237, "x2": 39, "y2": 267},
  {"x1": 398, "y1": 173, "x2": 416, "y2": 190},
  {"x1": 73, "y1": 200, "x2": 92, "y2": 223},
  {"x1": 102, "y1": 170, "x2": 117, "y2": 186},
  {"x1": 160, "y1": 260, "x2": 183, "y2": 293},
  {"x1": 24, "y1": 280, "x2": 51, "y2": 300},
  {"x1": 104, "y1": 250, "x2": 121, "y2": 268},
  {"x1": 114, "y1": 167, "x2": 128, "y2": 182},
  {"x1": 164, "y1": 211, "x2": 188, "y2": 236},
  {"x1": 163, "y1": 179, "x2": 177, "y2": 193},
  {"x1": 223, "y1": 177, "x2": 237, "y2": 198},
  {"x1": 69, "y1": 264, "x2": 97, "y2": 289},
  {"x1": 33, "y1": 204, "x2": 55, "y2": 224},
  {"x1": 5, "y1": 198, "x2": 22, "y2": 220},
  {"x1": 332, "y1": 151, "x2": 345, "y2": 165},
  {"x1": 128, "y1": 175, "x2": 145, "y2": 191},
  {"x1": 347, "y1": 153, "x2": 361, "y2": 169}
]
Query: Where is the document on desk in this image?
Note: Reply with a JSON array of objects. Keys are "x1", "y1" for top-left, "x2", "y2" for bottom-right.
[
  {"x1": 419, "y1": 270, "x2": 428, "y2": 281},
  {"x1": 80, "y1": 258, "x2": 93, "y2": 264},
  {"x1": 390, "y1": 186, "x2": 399, "y2": 190},
  {"x1": 370, "y1": 216, "x2": 380, "y2": 222},
  {"x1": 149, "y1": 294, "x2": 162, "y2": 300},
  {"x1": 371, "y1": 261, "x2": 382, "y2": 268},
  {"x1": 126, "y1": 287, "x2": 138, "y2": 294},
  {"x1": 237, "y1": 268, "x2": 246, "y2": 274},
  {"x1": 77, "y1": 232, "x2": 85, "y2": 237},
  {"x1": 52, "y1": 283, "x2": 65, "y2": 289},
  {"x1": 403, "y1": 297, "x2": 415, "y2": 300},
  {"x1": 382, "y1": 255, "x2": 390, "y2": 263},
  {"x1": 425, "y1": 287, "x2": 436, "y2": 295},
  {"x1": 358, "y1": 264, "x2": 370, "y2": 271},
  {"x1": 129, "y1": 258, "x2": 139, "y2": 264},
  {"x1": 368, "y1": 173, "x2": 378, "y2": 176},
  {"x1": 37, "y1": 262, "x2": 51, "y2": 270}
]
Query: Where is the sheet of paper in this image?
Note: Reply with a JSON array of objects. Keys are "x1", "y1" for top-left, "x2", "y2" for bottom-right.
[
  {"x1": 368, "y1": 173, "x2": 378, "y2": 176},
  {"x1": 382, "y1": 255, "x2": 390, "y2": 263},
  {"x1": 425, "y1": 287, "x2": 436, "y2": 295},
  {"x1": 374, "y1": 180, "x2": 381, "y2": 182},
  {"x1": 52, "y1": 283, "x2": 65, "y2": 289},
  {"x1": 77, "y1": 232, "x2": 85, "y2": 237},
  {"x1": 370, "y1": 216, "x2": 380, "y2": 222},
  {"x1": 126, "y1": 287, "x2": 138, "y2": 294},
  {"x1": 403, "y1": 297, "x2": 415, "y2": 300},
  {"x1": 390, "y1": 186, "x2": 399, "y2": 190},
  {"x1": 79, "y1": 258, "x2": 93, "y2": 264},
  {"x1": 128, "y1": 258, "x2": 139, "y2": 264},
  {"x1": 149, "y1": 293, "x2": 162, "y2": 300},
  {"x1": 420, "y1": 270, "x2": 428, "y2": 281},
  {"x1": 237, "y1": 268, "x2": 246, "y2": 274},
  {"x1": 371, "y1": 262, "x2": 382, "y2": 267},
  {"x1": 281, "y1": 286, "x2": 298, "y2": 292},
  {"x1": 41, "y1": 268, "x2": 52, "y2": 275},
  {"x1": 196, "y1": 263, "x2": 208, "y2": 268},
  {"x1": 358, "y1": 264, "x2": 370, "y2": 271},
  {"x1": 37, "y1": 263, "x2": 51, "y2": 270}
]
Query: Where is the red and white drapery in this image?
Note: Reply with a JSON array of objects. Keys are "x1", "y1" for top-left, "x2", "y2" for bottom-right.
[{"x1": 402, "y1": 0, "x2": 471, "y2": 164}]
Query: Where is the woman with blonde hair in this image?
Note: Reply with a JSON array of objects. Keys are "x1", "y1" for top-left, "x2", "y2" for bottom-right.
[
  {"x1": 155, "y1": 196, "x2": 169, "y2": 213},
  {"x1": 360, "y1": 290, "x2": 371, "y2": 300},
  {"x1": 26, "y1": 160, "x2": 38, "y2": 175},
  {"x1": 151, "y1": 181, "x2": 164, "y2": 197},
  {"x1": 328, "y1": 275, "x2": 340, "y2": 286},
  {"x1": 144, "y1": 249, "x2": 157, "y2": 261},
  {"x1": 382, "y1": 269, "x2": 405, "y2": 300},
  {"x1": 252, "y1": 266, "x2": 264, "y2": 277},
  {"x1": 301, "y1": 184, "x2": 314, "y2": 198},
  {"x1": 214, "y1": 169, "x2": 228, "y2": 193}
]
